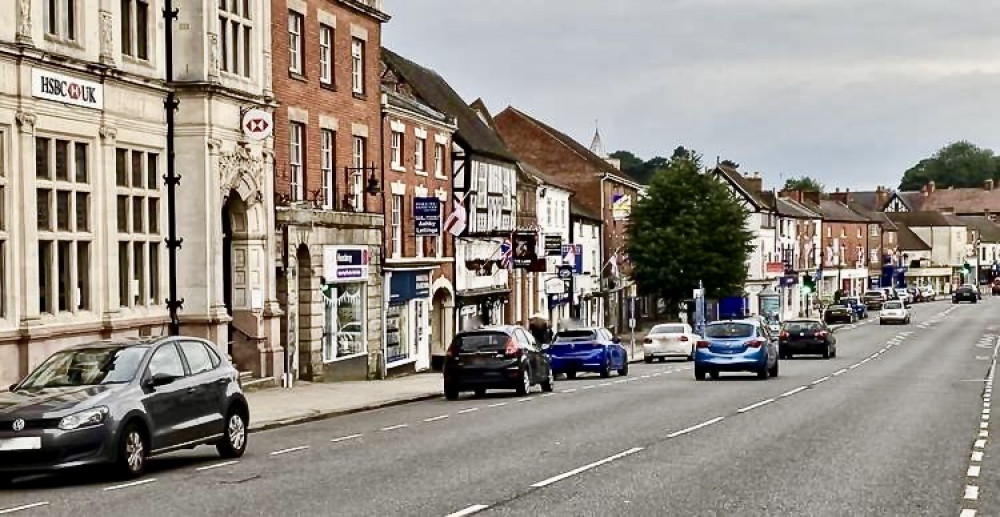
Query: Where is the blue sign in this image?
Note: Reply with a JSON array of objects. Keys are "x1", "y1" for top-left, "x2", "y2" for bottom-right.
[
  {"x1": 413, "y1": 197, "x2": 441, "y2": 236},
  {"x1": 780, "y1": 275, "x2": 798, "y2": 287},
  {"x1": 548, "y1": 292, "x2": 571, "y2": 307},
  {"x1": 389, "y1": 271, "x2": 432, "y2": 304},
  {"x1": 560, "y1": 244, "x2": 583, "y2": 274}
]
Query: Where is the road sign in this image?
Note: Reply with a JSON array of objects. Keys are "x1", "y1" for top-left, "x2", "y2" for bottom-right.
[
  {"x1": 557, "y1": 265, "x2": 574, "y2": 280},
  {"x1": 242, "y1": 108, "x2": 273, "y2": 141}
]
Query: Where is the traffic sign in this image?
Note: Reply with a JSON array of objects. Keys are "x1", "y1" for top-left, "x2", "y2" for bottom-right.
[{"x1": 242, "y1": 108, "x2": 273, "y2": 141}]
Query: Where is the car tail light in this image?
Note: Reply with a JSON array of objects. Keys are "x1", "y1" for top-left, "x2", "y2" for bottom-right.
[
  {"x1": 446, "y1": 344, "x2": 459, "y2": 358},
  {"x1": 504, "y1": 338, "x2": 520, "y2": 357},
  {"x1": 746, "y1": 339, "x2": 764, "y2": 348},
  {"x1": 643, "y1": 337, "x2": 652, "y2": 344},
  {"x1": 696, "y1": 340, "x2": 710, "y2": 349},
  {"x1": 779, "y1": 331, "x2": 789, "y2": 339},
  {"x1": 816, "y1": 331, "x2": 829, "y2": 338},
  {"x1": 679, "y1": 336, "x2": 689, "y2": 342}
]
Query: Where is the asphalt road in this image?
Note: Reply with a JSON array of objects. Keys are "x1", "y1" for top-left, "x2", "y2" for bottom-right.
[{"x1": 0, "y1": 299, "x2": 996, "y2": 517}]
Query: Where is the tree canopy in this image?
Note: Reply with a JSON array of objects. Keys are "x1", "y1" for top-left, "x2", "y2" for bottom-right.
[
  {"x1": 627, "y1": 151, "x2": 755, "y2": 307},
  {"x1": 609, "y1": 150, "x2": 668, "y2": 185},
  {"x1": 899, "y1": 141, "x2": 1000, "y2": 191},
  {"x1": 783, "y1": 176, "x2": 824, "y2": 193}
]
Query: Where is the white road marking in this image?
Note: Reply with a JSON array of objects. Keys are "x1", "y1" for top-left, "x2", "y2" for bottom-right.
[
  {"x1": 960, "y1": 509, "x2": 977, "y2": 517},
  {"x1": 270, "y1": 445, "x2": 310, "y2": 456},
  {"x1": 870, "y1": 353, "x2": 880, "y2": 359},
  {"x1": 640, "y1": 375, "x2": 651, "y2": 379},
  {"x1": 599, "y1": 383, "x2": 612, "y2": 387},
  {"x1": 445, "y1": 504, "x2": 490, "y2": 517},
  {"x1": 561, "y1": 388, "x2": 577, "y2": 393},
  {"x1": 487, "y1": 402, "x2": 508, "y2": 408},
  {"x1": 518, "y1": 397, "x2": 533, "y2": 402},
  {"x1": 969, "y1": 465, "x2": 981, "y2": 477},
  {"x1": 849, "y1": 363, "x2": 861, "y2": 369},
  {"x1": 0, "y1": 502, "x2": 50, "y2": 515},
  {"x1": 530, "y1": 447, "x2": 644, "y2": 488},
  {"x1": 380, "y1": 424, "x2": 408, "y2": 432},
  {"x1": 812, "y1": 376, "x2": 830, "y2": 385},
  {"x1": 975, "y1": 439, "x2": 987, "y2": 449},
  {"x1": 737, "y1": 398, "x2": 775, "y2": 413},
  {"x1": 833, "y1": 368, "x2": 848, "y2": 376},
  {"x1": 458, "y1": 408, "x2": 480, "y2": 414},
  {"x1": 104, "y1": 478, "x2": 157, "y2": 491},
  {"x1": 196, "y1": 460, "x2": 240, "y2": 471},
  {"x1": 780, "y1": 386, "x2": 808, "y2": 397},
  {"x1": 667, "y1": 417, "x2": 725, "y2": 438},
  {"x1": 965, "y1": 485, "x2": 979, "y2": 500},
  {"x1": 582, "y1": 385, "x2": 597, "y2": 390},
  {"x1": 424, "y1": 415, "x2": 449, "y2": 422},
  {"x1": 981, "y1": 430, "x2": 989, "y2": 438},
  {"x1": 972, "y1": 451, "x2": 984, "y2": 462},
  {"x1": 330, "y1": 434, "x2": 363, "y2": 443},
  {"x1": 614, "y1": 379, "x2": 629, "y2": 384},
  {"x1": 981, "y1": 422, "x2": 989, "y2": 429},
  {"x1": 541, "y1": 393, "x2": 555, "y2": 397}
]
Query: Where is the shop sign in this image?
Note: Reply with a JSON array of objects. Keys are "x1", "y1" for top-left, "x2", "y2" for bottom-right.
[
  {"x1": 324, "y1": 246, "x2": 370, "y2": 281},
  {"x1": 413, "y1": 197, "x2": 441, "y2": 236},
  {"x1": 548, "y1": 292, "x2": 571, "y2": 307},
  {"x1": 544, "y1": 235, "x2": 563, "y2": 256},
  {"x1": 766, "y1": 262, "x2": 785, "y2": 274},
  {"x1": 242, "y1": 108, "x2": 273, "y2": 141},
  {"x1": 512, "y1": 230, "x2": 538, "y2": 269},
  {"x1": 561, "y1": 244, "x2": 583, "y2": 274},
  {"x1": 32, "y1": 68, "x2": 104, "y2": 110},
  {"x1": 612, "y1": 193, "x2": 632, "y2": 221},
  {"x1": 390, "y1": 271, "x2": 432, "y2": 303}
]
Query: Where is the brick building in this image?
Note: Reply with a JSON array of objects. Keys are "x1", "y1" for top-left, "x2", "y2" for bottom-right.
[
  {"x1": 815, "y1": 200, "x2": 871, "y2": 297},
  {"x1": 379, "y1": 63, "x2": 457, "y2": 373},
  {"x1": 271, "y1": 0, "x2": 390, "y2": 381}
]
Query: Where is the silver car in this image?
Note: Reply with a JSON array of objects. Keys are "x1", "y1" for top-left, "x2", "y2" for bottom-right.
[{"x1": 0, "y1": 337, "x2": 249, "y2": 483}]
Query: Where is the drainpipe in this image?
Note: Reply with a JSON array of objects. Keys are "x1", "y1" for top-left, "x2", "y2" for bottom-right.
[
  {"x1": 378, "y1": 94, "x2": 388, "y2": 380},
  {"x1": 163, "y1": 0, "x2": 183, "y2": 335}
]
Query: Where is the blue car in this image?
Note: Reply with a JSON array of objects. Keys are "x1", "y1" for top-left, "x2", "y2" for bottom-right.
[
  {"x1": 694, "y1": 319, "x2": 779, "y2": 380},
  {"x1": 841, "y1": 297, "x2": 868, "y2": 320},
  {"x1": 547, "y1": 328, "x2": 629, "y2": 379}
]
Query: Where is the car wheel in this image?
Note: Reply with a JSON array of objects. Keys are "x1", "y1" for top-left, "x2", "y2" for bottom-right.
[
  {"x1": 474, "y1": 388, "x2": 486, "y2": 398},
  {"x1": 709, "y1": 370, "x2": 720, "y2": 380},
  {"x1": 644, "y1": 356, "x2": 654, "y2": 364},
  {"x1": 660, "y1": 357, "x2": 667, "y2": 363},
  {"x1": 515, "y1": 368, "x2": 531, "y2": 396},
  {"x1": 600, "y1": 361, "x2": 612, "y2": 378},
  {"x1": 822, "y1": 345, "x2": 831, "y2": 359},
  {"x1": 540, "y1": 367, "x2": 555, "y2": 393},
  {"x1": 566, "y1": 371, "x2": 577, "y2": 380},
  {"x1": 694, "y1": 366, "x2": 706, "y2": 381},
  {"x1": 757, "y1": 365, "x2": 770, "y2": 380},
  {"x1": 116, "y1": 422, "x2": 148, "y2": 479},
  {"x1": 618, "y1": 358, "x2": 629, "y2": 376},
  {"x1": 444, "y1": 386, "x2": 459, "y2": 401},
  {"x1": 831, "y1": 347, "x2": 837, "y2": 358},
  {"x1": 769, "y1": 360, "x2": 779, "y2": 378},
  {"x1": 217, "y1": 407, "x2": 248, "y2": 459}
]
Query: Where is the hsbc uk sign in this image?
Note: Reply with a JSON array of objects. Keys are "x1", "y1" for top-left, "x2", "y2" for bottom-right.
[{"x1": 32, "y1": 69, "x2": 104, "y2": 110}]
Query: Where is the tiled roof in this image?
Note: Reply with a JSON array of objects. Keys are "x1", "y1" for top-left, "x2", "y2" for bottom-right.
[
  {"x1": 381, "y1": 48, "x2": 518, "y2": 162},
  {"x1": 891, "y1": 191, "x2": 927, "y2": 211},
  {"x1": 519, "y1": 162, "x2": 574, "y2": 192},
  {"x1": 818, "y1": 200, "x2": 870, "y2": 223},
  {"x1": 921, "y1": 187, "x2": 1000, "y2": 215},
  {"x1": 894, "y1": 223, "x2": 932, "y2": 251},
  {"x1": 714, "y1": 165, "x2": 771, "y2": 210},
  {"x1": 570, "y1": 200, "x2": 602, "y2": 222},
  {"x1": 776, "y1": 197, "x2": 820, "y2": 219},
  {"x1": 887, "y1": 211, "x2": 966, "y2": 228},
  {"x1": 959, "y1": 216, "x2": 1000, "y2": 243}
]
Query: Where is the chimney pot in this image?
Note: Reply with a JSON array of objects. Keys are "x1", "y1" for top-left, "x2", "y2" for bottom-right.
[{"x1": 986, "y1": 179, "x2": 995, "y2": 191}]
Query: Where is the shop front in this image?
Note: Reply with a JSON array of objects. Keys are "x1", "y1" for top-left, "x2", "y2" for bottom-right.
[
  {"x1": 386, "y1": 270, "x2": 433, "y2": 374},
  {"x1": 456, "y1": 289, "x2": 510, "y2": 331}
]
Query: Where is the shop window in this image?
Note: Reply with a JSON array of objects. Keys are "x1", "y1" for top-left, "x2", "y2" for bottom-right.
[
  {"x1": 322, "y1": 282, "x2": 366, "y2": 362},
  {"x1": 115, "y1": 147, "x2": 162, "y2": 308},
  {"x1": 385, "y1": 304, "x2": 409, "y2": 364}
]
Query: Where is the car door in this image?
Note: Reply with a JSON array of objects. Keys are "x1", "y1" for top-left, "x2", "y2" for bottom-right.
[
  {"x1": 177, "y1": 340, "x2": 227, "y2": 441},
  {"x1": 517, "y1": 329, "x2": 543, "y2": 382},
  {"x1": 761, "y1": 325, "x2": 777, "y2": 366},
  {"x1": 142, "y1": 342, "x2": 196, "y2": 450},
  {"x1": 602, "y1": 328, "x2": 622, "y2": 367}
]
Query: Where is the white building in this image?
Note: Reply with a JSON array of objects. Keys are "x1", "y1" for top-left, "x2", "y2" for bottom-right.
[
  {"x1": 571, "y1": 202, "x2": 604, "y2": 327},
  {"x1": 530, "y1": 169, "x2": 571, "y2": 330},
  {"x1": 775, "y1": 197, "x2": 822, "y2": 319}
]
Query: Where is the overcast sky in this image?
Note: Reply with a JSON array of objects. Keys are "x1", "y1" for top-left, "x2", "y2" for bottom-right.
[{"x1": 383, "y1": 0, "x2": 1000, "y2": 191}]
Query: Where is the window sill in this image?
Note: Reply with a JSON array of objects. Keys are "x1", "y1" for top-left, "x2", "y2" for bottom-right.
[
  {"x1": 288, "y1": 71, "x2": 308, "y2": 82},
  {"x1": 352, "y1": 91, "x2": 366, "y2": 100},
  {"x1": 391, "y1": 165, "x2": 406, "y2": 173},
  {"x1": 44, "y1": 34, "x2": 83, "y2": 50},
  {"x1": 320, "y1": 81, "x2": 336, "y2": 91},
  {"x1": 414, "y1": 169, "x2": 428, "y2": 177},
  {"x1": 434, "y1": 173, "x2": 447, "y2": 180},
  {"x1": 323, "y1": 351, "x2": 367, "y2": 364},
  {"x1": 121, "y1": 54, "x2": 154, "y2": 68}
]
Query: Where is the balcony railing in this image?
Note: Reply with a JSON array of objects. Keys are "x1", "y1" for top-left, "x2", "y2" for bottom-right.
[{"x1": 275, "y1": 164, "x2": 382, "y2": 214}]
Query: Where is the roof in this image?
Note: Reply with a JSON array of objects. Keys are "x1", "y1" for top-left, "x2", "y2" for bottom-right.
[
  {"x1": 886, "y1": 211, "x2": 966, "y2": 227},
  {"x1": 382, "y1": 87, "x2": 454, "y2": 128},
  {"x1": 817, "y1": 200, "x2": 870, "y2": 223},
  {"x1": 381, "y1": 49, "x2": 517, "y2": 162},
  {"x1": 864, "y1": 211, "x2": 898, "y2": 231},
  {"x1": 890, "y1": 191, "x2": 927, "y2": 211},
  {"x1": 713, "y1": 165, "x2": 772, "y2": 210},
  {"x1": 921, "y1": 187, "x2": 1000, "y2": 215},
  {"x1": 959, "y1": 216, "x2": 1000, "y2": 243},
  {"x1": 500, "y1": 107, "x2": 640, "y2": 188},
  {"x1": 519, "y1": 161, "x2": 574, "y2": 192},
  {"x1": 893, "y1": 223, "x2": 932, "y2": 251},
  {"x1": 570, "y1": 200, "x2": 602, "y2": 222},
  {"x1": 776, "y1": 197, "x2": 820, "y2": 219},
  {"x1": 845, "y1": 190, "x2": 881, "y2": 212}
]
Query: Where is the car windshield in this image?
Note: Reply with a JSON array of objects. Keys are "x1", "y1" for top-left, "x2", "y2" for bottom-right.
[
  {"x1": 16, "y1": 346, "x2": 148, "y2": 389},
  {"x1": 828, "y1": 304, "x2": 849, "y2": 310},
  {"x1": 864, "y1": 291, "x2": 882, "y2": 298},
  {"x1": 783, "y1": 321, "x2": 822, "y2": 332},
  {"x1": 705, "y1": 323, "x2": 754, "y2": 339},
  {"x1": 843, "y1": 298, "x2": 859, "y2": 304},
  {"x1": 651, "y1": 325, "x2": 685, "y2": 335},
  {"x1": 454, "y1": 332, "x2": 510, "y2": 352},
  {"x1": 883, "y1": 301, "x2": 903, "y2": 309},
  {"x1": 958, "y1": 287, "x2": 974, "y2": 293},
  {"x1": 555, "y1": 330, "x2": 599, "y2": 341}
]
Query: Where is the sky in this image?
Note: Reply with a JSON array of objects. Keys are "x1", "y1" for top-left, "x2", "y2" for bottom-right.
[{"x1": 382, "y1": 0, "x2": 1000, "y2": 191}]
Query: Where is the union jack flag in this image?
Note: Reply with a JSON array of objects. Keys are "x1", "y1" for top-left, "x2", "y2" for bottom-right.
[{"x1": 498, "y1": 239, "x2": 512, "y2": 269}]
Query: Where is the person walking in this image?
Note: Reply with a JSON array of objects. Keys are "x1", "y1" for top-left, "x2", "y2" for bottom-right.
[{"x1": 528, "y1": 314, "x2": 553, "y2": 346}]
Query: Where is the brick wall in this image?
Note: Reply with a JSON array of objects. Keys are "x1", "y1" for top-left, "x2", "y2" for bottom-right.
[{"x1": 821, "y1": 221, "x2": 869, "y2": 269}]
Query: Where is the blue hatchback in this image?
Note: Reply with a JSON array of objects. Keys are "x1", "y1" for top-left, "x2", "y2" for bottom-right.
[
  {"x1": 694, "y1": 320, "x2": 779, "y2": 380},
  {"x1": 547, "y1": 328, "x2": 629, "y2": 379}
]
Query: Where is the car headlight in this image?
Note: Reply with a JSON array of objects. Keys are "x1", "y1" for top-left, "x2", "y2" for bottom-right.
[{"x1": 58, "y1": 406, "x2": 110, "y2": 431}]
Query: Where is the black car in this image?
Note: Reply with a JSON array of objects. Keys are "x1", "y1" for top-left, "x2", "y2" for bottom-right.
[
  {"x1": 954, "y1": 286, "x2": 979, "y2": 304},
  {"x1": 443, "y1": 326, "x2": 554, "y2": 400},
  {"x1": 778, "y1": 319, "x2": 837, "y2": 359},
  {"x1": 0, "y1": 338, "x2": 249, "y2": 483},
  {"x1": 823, "y1": 303, "x2": 855, "y2": 324},
  {"x1": 862, "y1": 290, "x2": 886, "y2": 310}
]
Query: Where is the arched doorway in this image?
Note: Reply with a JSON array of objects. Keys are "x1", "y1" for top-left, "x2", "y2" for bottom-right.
[
  {"x1": 296, "y1": 245, "x2": 314, "y2": 380},
  {"x1": 430, "y1": 287, "x2": 453, "y2": 371},
  {"x1": 222, "y1": 192, "x2": 248, "y2": 355}
]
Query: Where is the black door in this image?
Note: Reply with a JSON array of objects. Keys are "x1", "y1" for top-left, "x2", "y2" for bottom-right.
[
  {"x1": 516, "y1": 329, "x2": 543, "y2": 383},
  {"x1": 142, "y1": 343, "x2": 195, "y2": 449}
]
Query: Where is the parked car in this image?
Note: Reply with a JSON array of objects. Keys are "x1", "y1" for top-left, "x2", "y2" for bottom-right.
[
  {"x1": 906, "y1": 287, "x2": 921, "y2": 303},
  {"x1": 643, "y1": 323, "x2": 698, "y2": 362},
  {"x1": 779, "y1": 319, "x2": 837, "y2": 359},
  {"x1": 894, "y1": 288, "x2": 912, "y2": 306},
  {"x1": 548, "y1": 327, "x2": 629, "y2": 379},
  {"x1": 841, "y1": 297, "x2": 869, "y2": 320},
  {"x1": 953, "y1": 285, "x2": 979, "y2": 304},
  {"x1": 0, "y1": 338, "x2": 249, "y2": 483},
  {"x1": 879, "y1": 300, "x2": 911, "y2": 324},
  {"x1": 823, "y1": 303, "x2": 856, "y2": 324},
  {"x1": 444, "y1": 326, "x2": 554, "y2": 400},
  {"x1": 694, "y1": 320, "x2": 778, "y2": 380},
  {"x1": 862, "y1": 290, "x2": 887, "y2": 310},
  {"x1": 919, "y1": 285, "x2": 937, "y2": 301}
]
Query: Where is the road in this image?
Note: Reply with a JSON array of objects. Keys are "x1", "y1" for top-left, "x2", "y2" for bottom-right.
[{"x1": 0, "y1": 299, "x2": 995, "y2": 516}]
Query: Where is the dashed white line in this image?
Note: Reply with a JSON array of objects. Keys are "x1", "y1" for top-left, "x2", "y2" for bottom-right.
[
  {"x1": 445, "y1": 504, "x2": 490, "y2": 517},
  {"x1": 737, "y1": 398, "x2": 775, "y2": 413},
  {"x1": 530, "y1": 447, "x2": 644, "y2": 488},
  {"x1": 380, "y1": 424, "x2": 409, "y2": 432},
  {"x1": 975, "y1": 439, "x2": 987, "y2": 449},
  {"x1": 582, "y1": 385, "x2": 597, "y2": 390},
  {"x1": 960, "y1": 509, "x2": 977, "y2": 517},
  {"x1": 599, "y1": 383, "x2": 612, "y2": 387},
  {"x1": 196, "y1": 460, "x2": 240, "y2": 471},
  {"x1": 517, "y1": 397, "x2": 533, "y2": 402},
  {"x1": 640, "y1": 375, "x2": 651, "y2": 379},
  {"x1": 972, "y1": 451, "x2": 984, "y2": 462},
  {"x1": 424, "y1": 415, "x2": 449, "y2": 422},
  {"x1": 812, "y1": 376, "x2": 830, "y2": 385},
  {"x1": 541, "y1": 393, "x2": 555, "y2": 397},
  {"x1": 981, "y1": 430, "x2": 989, "y2": 438},
  {"x1": 330, "y1": 433, "x2": 363, "y2": 443},
  {"x1": 0, "y1": 502, "x2": 50, "y2": 515},
  {"x1": 667, "y1": 417, "x2": 725, "y2": 439},
  {"x1": 614, "y1": 379, "x2": 629, "y2": 384},
  {"x1": 833, "y1": 368, "x2": 848, "y2": 376},
  {"x1": 780, "y1": 386, "x2": 808, "y2": 397},
  {"x1": 651, "y1": 373, "x2": 662, "y2": 377},
  {"x1": 458, "y1": 408, "x2": 480, "y2": 414},
  {"x1": 969, "y1": 465, "x2": 981, "y2": 477},
  {"x1": 965, "y1": 485, "x2": 979, "y2": 500},
  {"x1": 270, "y1": 445, "x2": 310, "y2": 456},
  {"x1": 561, "y1": 388, "x2": 577, "y2": 393},
  {"x1": 487, "y1": 402, "x2": 508, "y2": 408},
  {"x1": 104, "y1": 478, "x2": 157, "y2": 491}
]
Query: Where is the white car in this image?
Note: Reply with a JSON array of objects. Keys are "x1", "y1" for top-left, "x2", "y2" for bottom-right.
[
  {"x1": 643, "y1": 323, "x2": 699, "y2": 362},
  {"x1": 919, "y1": 286, "x2": 936, "y2": 301},
  {"x1": 894, "y1": 288, "x2": 911, "y2": 304},
  {"x1": 879, "y1": 300, "x2": 911, "y2": 325}
]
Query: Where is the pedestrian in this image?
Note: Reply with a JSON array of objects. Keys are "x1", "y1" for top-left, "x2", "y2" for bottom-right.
[{"x1": 529, "y1": 313, "x2": 553, "y2": 346}]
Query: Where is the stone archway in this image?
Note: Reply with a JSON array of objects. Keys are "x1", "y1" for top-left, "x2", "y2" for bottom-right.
[{"x1": 430, "y1": 277, "x2": 455, "y2": 371}]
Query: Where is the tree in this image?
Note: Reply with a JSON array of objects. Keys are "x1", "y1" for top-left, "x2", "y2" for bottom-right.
[
  {"x1": 899, "y1": 141, "x2": 1000, "y2": 190},
  {"x1": 627, "y1": 151, "x2": 755, "y2": 310},
  {"x1": 783, "y1": 176, "x2": 824, "y2": 193},
  {"x1": 610, "y1": 150, "x2": 669, "y2": 185}
]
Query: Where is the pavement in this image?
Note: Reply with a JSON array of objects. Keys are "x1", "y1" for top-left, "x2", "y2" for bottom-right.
[{"x1": 1, "y1": 299, "x2": 997, "y2": 516}]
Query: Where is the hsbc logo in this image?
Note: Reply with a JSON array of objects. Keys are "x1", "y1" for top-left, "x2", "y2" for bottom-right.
[
  {"x1": 241, "y1": 108, "x2": 273, "y2": 141},
  {"x1": 32, "y1": 69, "x2": 104, "y2": 110}
]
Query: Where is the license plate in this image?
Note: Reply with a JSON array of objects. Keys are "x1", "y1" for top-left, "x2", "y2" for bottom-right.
[
  {"x1": 0, "y1": 437, "x2": 41, "y2": 451},
  {"x1": 799, "y1": 332, "x2": 804, "y2": 337}
]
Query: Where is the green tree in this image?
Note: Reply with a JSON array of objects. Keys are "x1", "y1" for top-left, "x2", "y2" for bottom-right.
[
  {"x1": 899, "y1": 141, "x2": 1000, "y2": 190},
  {"x1": 627, "y1": 151, "x2": 755, "y2": 309},
  {"x1": 783, "y1": 176, "x2": 824, "y2": 192},
  {"x1": 610, "y1": 151, "x2": 669, "y2": 185}
]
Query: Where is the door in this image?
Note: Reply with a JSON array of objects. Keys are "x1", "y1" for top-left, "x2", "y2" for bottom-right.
[
  {"x1": 414, "y1": 300, "x2": 430, "y2": 371},
  {"x1": 178, "y1": 340, "x2": 227, "y2": 440},
  {"x1": 517, "y1": 329, "x2": 542, "y2": 382},
  {"x1": 142, "y1": 343, "x2": 195, "y2": 449}
]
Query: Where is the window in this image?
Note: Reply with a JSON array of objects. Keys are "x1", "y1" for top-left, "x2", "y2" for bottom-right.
[
  {"x1": 219, "y1": 0, "x2": 253, "y2": 77},
  {"x1": 148, "y1": 344, "x2": 185, "y2": 379},
  {"x1": 319, "y1": 24, "x2": 333, "y2": 85},
  {"x1": 857, "y1": 227, "x2": 862, "y2": 239},
  {"x1": 121, "y1": 0, "x2": 149, "y2": 60},
  {"x1": 414, "y1": 137, "x2": 426, "y2": 171},
  {"x1": 288, "y1": 11, "x2": 303, "y2": 74},
  {"x1": 840, "y1": 228, "x2": 846, "y2": 238},
  {"x1": 870, "y1": 225, "x2": 878, "y2": 237},
  {"x1": 44, "y1": 0, "x2": 77, "y2": 41},
  {"x1": 116, "y1": 148, "x2": 162, "y2": 309},
  {"x1": 390, "y1": 131, "x2": 403, "y2": 169},
  {"x1": 289, "y1": 123, "x2": 304, "y2": 201},
  {"x1": 179, "y1": 341, "x2": 215, "y2": 375},
  {"x1": 434, "y1": 144, "x2": 445, "y2": 177},
  {"x1": 36, "y1": 137, "x2": 91, "y2": 314},
  {"x1": 391, "y1": 194, "x2": 402, "y2": 256},
  {"x1": 322, "y1": 283, "x2": 366, "y2": 361},
  {"x1": 351, "y1": 38, "x2": 365, "y2": 95},
  {"x1": 351, "y1": 136, "x2": 365, "y2": 211},
  {"x1": 320, "y1": 129, "x2": 334, "y2": 209}
]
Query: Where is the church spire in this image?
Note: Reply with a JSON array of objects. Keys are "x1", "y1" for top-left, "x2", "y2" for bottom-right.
[{"x1": 589, "y1": 119, "x2": 606, "y2": 158}]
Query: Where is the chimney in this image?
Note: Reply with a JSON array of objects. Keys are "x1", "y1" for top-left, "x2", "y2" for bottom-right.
[
  {"x1": 830, "y1": 190, "x2": 849, "y2": 205},
  {"x1": 779, "y1": 189, "x2": 803, "y2": 204},
  {"x1": 803, "y1": 191, "x2": 821, "y2": 206},
  {"x1": 986, "y1": 179, "x2": 994, "y2": 191},
  {"x1": 928, "y1": 181, "x2": 936, "y2": 193},
  {"x1": 743, "y1": 174, "x2": 763, "y2": 194},
  {"x1": 875, "y1": 186, "x2": 889, "y2": 209}
]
